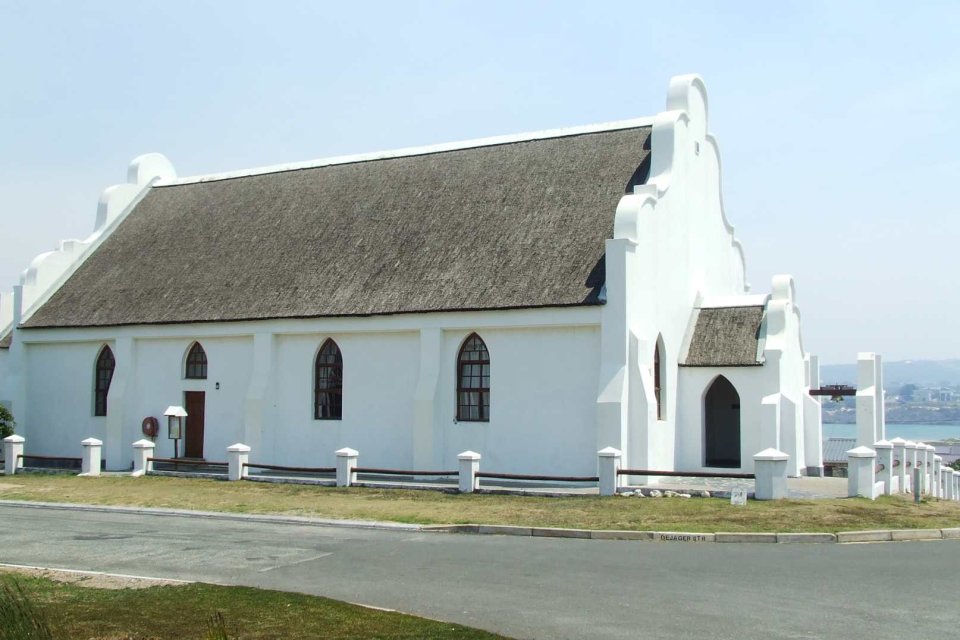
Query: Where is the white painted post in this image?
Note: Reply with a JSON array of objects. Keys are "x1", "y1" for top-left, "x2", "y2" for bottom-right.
[
  {"x1": 889, "y1": 437, "x2": 908, "y2": 493},
  {"x1": 336, "y1": 447, "x2": 358, "y2": 487},
  {"x1": 855, "y1": 353, "x2": 884, "y2": 446},
  {"x1": 953, "y1": 471, "x2": 960, "y2": 501},
  {"x1": 933, "y1": 456, "x2": 942, "y2": 498},
  {"x1": 3, "y1": 435, "x2": 24, "y2": 475},
  {"x1": 131, "y1": 439, "x2": 155, "y2": 477},
  {"x1": 458, "y1": 451, "x2": 481, "y2": 493},
  {"x1": 904, "y1": 441, "x2": 918, "y2": 494},
  {"x1": 847, "y1": 446, "x2": 879, "y2": 500},
  {"x1": 753, "y1": 448, "x2": 789, "y2": 500},
  {"x1": 598, "y1": 447, "x2": 622, "y2": 496},
  {"x1": 874, "y1": 440, "x2": 894, "y2": 495},
  {"x1": 227, "y1": 443, "x2": 251, "y2": 481},
  {"x1": 918, "y1": 444, "x2": 932, "y2": 495},
  {"x1": 940, "y1": 466, "x2": 949, "y2": 499},
  {"x1": 80, "y1": 438, "x2": 103, "y2": 477}
]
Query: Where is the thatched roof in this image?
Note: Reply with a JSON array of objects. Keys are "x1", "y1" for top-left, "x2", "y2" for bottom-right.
[
  {"x1": 24, "y1": 125, "x2": 652, "y2": 328},
  {"x1": 681, "y1": 306, "x2": 765, "y2": 367}
]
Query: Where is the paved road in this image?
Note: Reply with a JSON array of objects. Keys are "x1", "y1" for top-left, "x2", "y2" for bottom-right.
[{"x1": 0, "y1": 504, "x2": 956, "y2": 639}]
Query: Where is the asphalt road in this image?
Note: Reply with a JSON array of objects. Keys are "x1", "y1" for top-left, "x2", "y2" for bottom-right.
[{"x1": 0, "y1": 504, "x2": 956, "y2": 639}]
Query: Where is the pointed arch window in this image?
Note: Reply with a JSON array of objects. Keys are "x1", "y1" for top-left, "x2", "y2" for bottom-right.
[
  {"x1": 94, "y1": 346, "x2": 115, "y2": 417},
  {"x1": 185, "y1": 342, "x2": 208, "y2": 379},
  {"x1": 457, "y1": 333, "x2": 490, "y2": 422},
  {"x1": 314, "y1": 339, "x2": 343, "y2": 420},
  {"x1": 654, "y1": 336, "x2": 665, "y2": 420}
]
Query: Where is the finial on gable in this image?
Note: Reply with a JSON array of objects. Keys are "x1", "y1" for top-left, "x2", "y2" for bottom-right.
[
  {"x1": 127, "y1": 153, "x2": 176, "y2": 186},
  {"x1": 666, "y1": 74, "x2": 709, "y2": 125},
  {"x1": 771, "y1": 275, "x2": 796, "y2": 304}
]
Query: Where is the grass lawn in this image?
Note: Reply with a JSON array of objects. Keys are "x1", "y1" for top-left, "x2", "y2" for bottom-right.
[
  {"x1": 0, "y1": 570, "x2": 508, "y2": 640},
  {"x1": 1, "y1": 474, "x2": 959, "y2": 532}
]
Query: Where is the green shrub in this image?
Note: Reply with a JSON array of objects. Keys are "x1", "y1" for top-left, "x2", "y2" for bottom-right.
[
  {"x1": 0, "y1": 578, "x2": 55, "y2": 640},
  {"x1": 206, "y1": 611, "x2": 232, "y2": 640},
  {"x1": 0, "y1": 405, "x2": 14, "y2": 440}
]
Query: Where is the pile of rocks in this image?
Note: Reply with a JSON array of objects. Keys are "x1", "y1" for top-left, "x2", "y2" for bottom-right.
[{"x1": 618, "y1": 489, "x2": 711, "y2": 498}]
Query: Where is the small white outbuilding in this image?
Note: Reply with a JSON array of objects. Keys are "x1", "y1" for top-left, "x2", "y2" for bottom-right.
[{"x1": 0, "y1": 75, "x2": 823, "y2": 479}]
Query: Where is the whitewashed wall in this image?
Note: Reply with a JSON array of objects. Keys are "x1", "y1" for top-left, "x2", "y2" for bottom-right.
[
  {"x1": 439, "y1": 326, "x2": 600, "y2": 476},
  {"x1": 127, "y1": 337, "x2": 252, "y2": 462},
  {"x1": 599, "y1": 75, "x2": 758, "y2": 474},
  {"x1": 0, "y1": 348, "x2": 8, "y2": 408},
  {"x1": 271, "y1": 331, "x2": 419, "y2": 469},
  {"x1": 13, "y1": 308, "x2": 602, "y2": 472},
  {"x1": 25, "y1": 342, "x2": 108, "y2": 453},
  {"x1": 675, "y1": 366, "x2": 768, "y2": 473}
]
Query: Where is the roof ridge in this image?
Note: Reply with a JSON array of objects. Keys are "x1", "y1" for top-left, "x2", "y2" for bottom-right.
[{"x1": 157, "y1": 117, "x2": 653, "y2": 187}]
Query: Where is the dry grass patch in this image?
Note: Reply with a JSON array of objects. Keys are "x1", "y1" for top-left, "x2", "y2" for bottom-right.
[{"x1": 1, "y1": 474, "x2": 959, "y2": 533}]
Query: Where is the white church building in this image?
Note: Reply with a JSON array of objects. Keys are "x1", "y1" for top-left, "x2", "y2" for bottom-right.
[{"x1": 0, "y1": 75, "x2": 824, "y2": 479}]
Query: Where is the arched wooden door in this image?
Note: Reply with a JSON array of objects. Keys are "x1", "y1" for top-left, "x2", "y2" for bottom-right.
[{"x1": 704, "y1": 376, "x2": 741, "y2": 468}]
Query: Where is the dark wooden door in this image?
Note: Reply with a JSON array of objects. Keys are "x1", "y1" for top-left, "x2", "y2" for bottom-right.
[
  {"x1": 704, "y1": 376, "x2": 741, "y2": 468},
  {"x1": 184, "y1": 391, "x2": 206, "y2": 459}
]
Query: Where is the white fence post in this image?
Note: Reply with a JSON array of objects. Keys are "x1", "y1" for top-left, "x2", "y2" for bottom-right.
[
  {"x1": 919, "y1": 444, "x2": 933, "y2": 495},
  {"x1": 3, "y1": 435, "x2": 24, "y2": 475},
  {"x1": 890, "y1": 437, "x2": 907, "y2": 493},
  {"x1": 953, "y1": 471, "x2": 959, "y2": 501},
  {"x1": 131, "y1": 439, "x2": 155, "y2": 477},
  {"x1": 598, "y1": 447, "x2": 622, "y2": 496},
  {"x1": 458, "y1": 451, "x2": 481, "y2": 493},
  {"x1": 904, "y1": 441, "x2": 919, "y2": 493},
  {"x1": 80, "y1": 438, "x2": 103, "y2": 477},
  {"x1": 227, "y1": 443, "x2": 250, "y2": 481},
  {"x1": 874, "y1": 440, "x2": 894, "y2": 495},
  {"x1": 847, "y1": 446, "x2": 879, "y2": 499},
  {"x1": 933, "y1": 456, "x2": 942, "y2": 498},
  {"x1": 914, "y1": 442, "x2": 927, "y2": 494},
  {"x1": 336, "y1": 447, "x2": 358, "y2": 487},
  {"x1": 753, "y1": 448, "x2": 789, "y2": 500}
]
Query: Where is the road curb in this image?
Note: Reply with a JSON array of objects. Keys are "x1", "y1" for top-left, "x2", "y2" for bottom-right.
[
  {"x1": 716, "y1": 532, "x2": 778, "y2": 543},
  {"x1": 0, "y1": 500, "x2": 957, "y2": 545}
]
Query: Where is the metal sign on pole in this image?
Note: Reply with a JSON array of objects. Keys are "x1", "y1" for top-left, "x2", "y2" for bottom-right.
[{"x1": 163, "y1": 405, "x2": 187, "y2": 460}]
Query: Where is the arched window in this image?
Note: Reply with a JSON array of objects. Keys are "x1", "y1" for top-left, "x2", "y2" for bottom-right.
[
  {"x1": 314, "y1": 339, "x2": 343, "y2": 420},
  {"x1": 94, "y1": 345, "x2": 115, "y2": 417},
  {"x1": 185, "y1": 342, "x2": 208, "y2": 379},
  {"x1": 457, "y1": 333, "x2": 490, "y2": 422},
  {"x1": 654, "y1": 335, "x2": 665, "y2": 420}
]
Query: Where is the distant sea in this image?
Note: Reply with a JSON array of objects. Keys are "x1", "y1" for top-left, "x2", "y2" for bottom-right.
[{"x1": 823, "y1": 422, "x2": 960, "y2": 442}]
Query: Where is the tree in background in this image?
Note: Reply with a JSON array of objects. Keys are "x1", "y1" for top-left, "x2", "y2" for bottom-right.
[
  {"x1": 951, "y1": 458, "x2": 960, "y2": 472},
  {"x1": 0, "y1": 405, "x2": 14, "y2": 440},
  {"x1": 898, "y1": 383, "x2": 918, "y2": 402}
]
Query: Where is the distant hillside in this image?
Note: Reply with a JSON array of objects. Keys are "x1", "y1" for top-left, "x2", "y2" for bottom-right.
[{"x1": 820, "y1": 359, "x2": 960, "y2": 388}]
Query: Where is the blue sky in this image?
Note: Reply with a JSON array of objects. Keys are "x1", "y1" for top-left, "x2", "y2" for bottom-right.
[{"x1": 2, "y1": 1, "x2": 958, "y2": 364}]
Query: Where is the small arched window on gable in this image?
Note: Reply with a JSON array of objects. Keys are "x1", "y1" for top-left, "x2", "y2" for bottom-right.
[
  {"x1": 94, "y1": 345, "x2": 115, "y2": 417},
  {"x1": 185, "y1": 342, "x2": 208, "y2": 379},
  {"x1": 457, "y1": 333, "x2": 490, "y2": 422},
  {"x1": 314, "y1": 339, "x2": 343, "y2": 420},
  {"x1": 654, "y1": 335, "x2": 666, "y2": 420}
]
